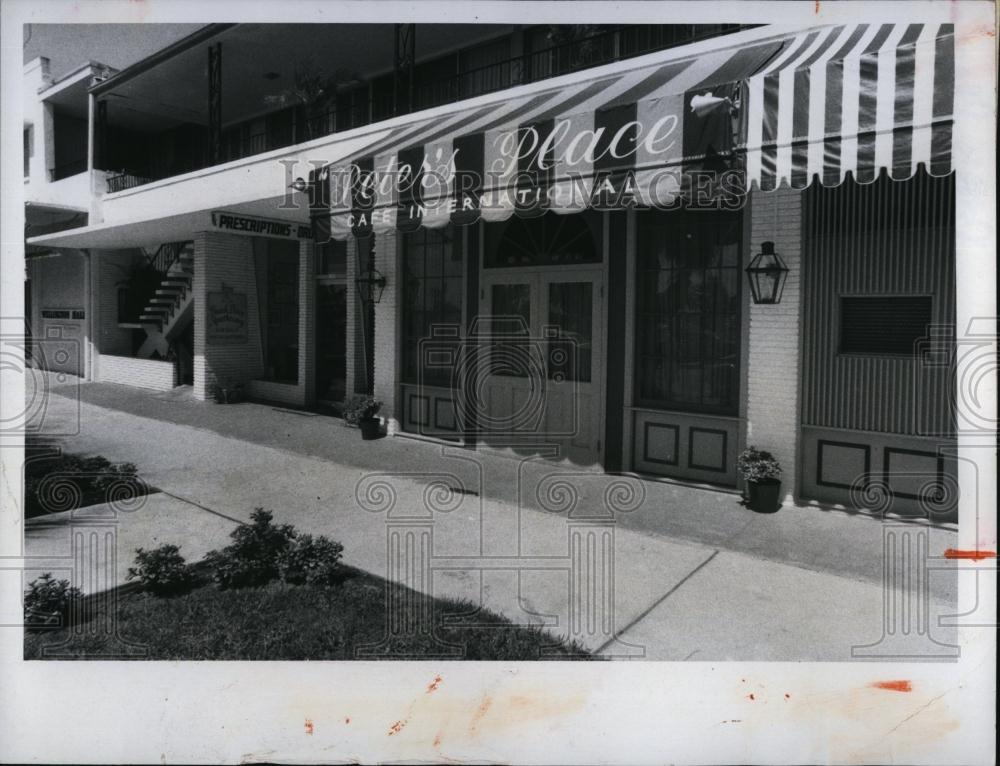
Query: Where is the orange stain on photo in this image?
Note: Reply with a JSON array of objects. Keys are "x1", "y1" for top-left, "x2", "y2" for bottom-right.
[
  {"x1": 469, "y1": 696, "x2": 493, "y2": 733},
  {"x1": 943, "y1": 548, "x2": 996, "y2": 560},
  {"x1": 871, "y1": 680, "x2": 913, "y2": 692},
  {"x1": 427, "y1": 675, "x2": 443, "y2": 693},
  {"x1": 304, "y1": 718, "x2": 314, "y2": 735}
]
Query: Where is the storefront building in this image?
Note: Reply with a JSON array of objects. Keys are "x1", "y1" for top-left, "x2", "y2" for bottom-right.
[{"x1": 27, "y1": 21, "x2": 966, "y2": 520}]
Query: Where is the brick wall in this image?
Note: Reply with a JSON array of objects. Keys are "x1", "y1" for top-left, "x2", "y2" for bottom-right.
[
  {"x1": 98, "y1": 354, "x2": 176, "y2": 390},
  {"x1": 192, "y1": 231, "x2": 264, "y2": 400},
  {"x1": 372, "y1": 230, "x2": 399, "y2": 433},
  {"x1": 344, "y1": 237, "x2": 360, "y2": 395},
  {"x1": 746, "y1": 187, "x2": 803, "y2": 502},
  {"x1": 298, "y1": 239, "x2": 316, "y2": 405}
]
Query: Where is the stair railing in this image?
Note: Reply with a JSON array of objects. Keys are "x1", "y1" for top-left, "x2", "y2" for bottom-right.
[{"x1": 143, "y1": 241, "x2": 191, "y2": 277}]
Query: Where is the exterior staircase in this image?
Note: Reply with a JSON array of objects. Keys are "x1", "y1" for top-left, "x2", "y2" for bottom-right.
[{"x1": 136, "y1": 243, "x2": 194, "y2": 359}]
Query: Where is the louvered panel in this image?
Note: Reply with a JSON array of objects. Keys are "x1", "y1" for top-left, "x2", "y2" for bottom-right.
[{"x1": 802, "y1": 168, "x2": 955, "y2": 436}]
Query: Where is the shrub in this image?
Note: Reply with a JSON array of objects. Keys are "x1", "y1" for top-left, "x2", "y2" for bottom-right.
[
  {"x1": 277, "y1": 534, "x2": 345, "y2": 586},
  {"x1": 127, "y1": 544, "x2": 193, "y2": 596},
  {"x1": 24, "y1": 451, "x2": 142, "y2": 517},
  {"x1": 342, "y1": 394, "x2": 381, "y2": 426},
  {"x1": 205, "y1": 508, "x2": 297, "y2": 589},
  {"x1": 24, "y1": 573, "x2": 82, "y2": 628},
  {"x1": 737, "y1": 446, "x2": 782, "y2": 483}
]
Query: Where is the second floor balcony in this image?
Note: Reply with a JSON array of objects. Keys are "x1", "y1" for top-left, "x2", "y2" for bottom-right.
[{"x1": 95, "y1": 23, "x2": 751, "y2": 195}]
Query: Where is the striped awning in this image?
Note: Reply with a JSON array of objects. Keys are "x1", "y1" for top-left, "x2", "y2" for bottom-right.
[
  {"x1": 310, "y1": 23, "x2": 955, "y2": 241},
  {"x1": 744, "y1": 23, "x2": 955, "y2": 190}
]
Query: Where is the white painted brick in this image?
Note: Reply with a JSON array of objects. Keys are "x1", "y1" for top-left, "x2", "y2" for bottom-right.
[
  {"x1": 97, "y1": 354, "x2": 176, "y2": 390},
  {"x1": 372, "y1": 230, "x2": 400, "y2": 433},
  {"x1": 192, "y1": 232, "x2": 264, "y2": 401},
  {"x1": 746, "y1": 187, "x2": 804, "y2": 501}
]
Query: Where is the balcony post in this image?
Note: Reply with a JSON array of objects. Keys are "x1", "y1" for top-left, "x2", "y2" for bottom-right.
[
  {"x1": 393, "y1": 24, "x2": 415, "y2": 115},
  {"x1": 95, "y1": 99, "x2": 108, "y2": 170},
  {"x1": 208, "y1": 42, "x2": 222, "y2": 164}
]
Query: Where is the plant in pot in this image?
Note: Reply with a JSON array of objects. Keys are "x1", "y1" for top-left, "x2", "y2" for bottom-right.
[
  {"x1": 343, "y1": 394, "x2": 382, "y2": 440},
  {"x1": 737, "y1": 446, "x2": 783, "y2": 513},
  {"x1": 209, "y1": 374, "x2": 244, "y2": 404}
]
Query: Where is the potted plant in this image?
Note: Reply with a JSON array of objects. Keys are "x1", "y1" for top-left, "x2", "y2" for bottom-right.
[
  {"x1": 209, "y1": 374, "x2": 244, "y2": 404},
  {"x1": 737, "y1": 446, "x2": 783, "y2": 513},
  {"x1": 343, "y1": 394, "x2": 382, "y2": 440}
]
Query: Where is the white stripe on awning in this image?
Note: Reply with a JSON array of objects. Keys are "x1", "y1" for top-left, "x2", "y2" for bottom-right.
[{"x1": 743, "y1": 22, "x2": 955, "y2": 190}]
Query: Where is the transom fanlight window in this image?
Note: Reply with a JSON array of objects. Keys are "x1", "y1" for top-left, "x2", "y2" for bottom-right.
[{"x1": 485, "y1": 210, "x2": 601, "y2": 268}]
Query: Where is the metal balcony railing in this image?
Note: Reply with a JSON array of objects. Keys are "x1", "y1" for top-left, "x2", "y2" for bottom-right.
[{"x1": 104, "y1": 24, "x2": 750, "y2": 194}]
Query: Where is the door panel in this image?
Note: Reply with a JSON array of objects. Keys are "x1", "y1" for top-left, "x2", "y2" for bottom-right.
[{"x1": 479, "y1": 269, "x2": 603, "y2": 465}]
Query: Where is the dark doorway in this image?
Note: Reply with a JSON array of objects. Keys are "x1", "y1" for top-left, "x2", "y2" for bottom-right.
[{"x1": 315, "y1": 283, "x2": 347, "y2": 402}]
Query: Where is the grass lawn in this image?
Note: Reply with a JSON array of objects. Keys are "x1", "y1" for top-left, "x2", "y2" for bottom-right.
[{"x1": 25, "y1": 568, "x2": 594, "y2": 661}]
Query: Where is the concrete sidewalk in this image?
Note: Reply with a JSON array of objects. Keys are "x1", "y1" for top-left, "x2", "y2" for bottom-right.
[{"x1": 22, "y1": 380, "x2": 960, "y2": 660}]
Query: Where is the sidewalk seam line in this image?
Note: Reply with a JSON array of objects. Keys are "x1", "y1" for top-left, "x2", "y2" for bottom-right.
[
  {"x1": 594, "y1": 548, "x2": 720, "y2": 656},
  {"x1": 157, "y1": 490, "x2": 245, "y2": 525}
]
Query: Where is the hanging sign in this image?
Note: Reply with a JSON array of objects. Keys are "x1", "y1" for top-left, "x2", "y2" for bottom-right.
[{"x1": 211, "y1": 211, "x2": 313, "y2": 240}]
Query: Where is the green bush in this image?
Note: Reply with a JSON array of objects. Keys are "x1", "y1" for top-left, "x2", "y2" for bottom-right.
[
  {"x1": 24, "y1": 573, "x2": 82, "y2": 628},
  {"x1": 277, "y1": 534, "x2": 345, "y2": 586},
  {"x1": 205, "y1": 508, "x2": 297, "y2": 589},
  {"x1": 127, "y1": 544, "x2": 193, "y2": 596}
]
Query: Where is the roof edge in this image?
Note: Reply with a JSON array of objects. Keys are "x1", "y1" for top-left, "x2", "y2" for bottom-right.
[{"x1": 88, "y1": 23, "x2": 237, "y2": 96}]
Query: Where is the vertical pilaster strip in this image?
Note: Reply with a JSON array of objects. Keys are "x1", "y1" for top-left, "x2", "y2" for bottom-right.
[
  {"x1": 746, "y1": 187, "x2": 803, "y2": 502},
  {"x1": 191, "y1": 232, "x2": 209, "y2": 400},
  {"x1": 299, "y1": 239, "x2": 316, "y2": 405},
  {"x1": 208, "y1": 42, "x2": 222, "y2": 165},
  {"x1": 344, "y1": 237, "x2": 358, "y2": 395},
  {"x1": 603, "y1": 211, "x2": 627, "y2": 471},
  {"x1": 373, "y1": 231, "x2": 399, "y2": 433}
]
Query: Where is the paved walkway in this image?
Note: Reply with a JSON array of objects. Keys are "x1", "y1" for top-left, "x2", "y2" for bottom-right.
[{"x1": 21, "y1": 377, "x2": 960, "y2": 660}]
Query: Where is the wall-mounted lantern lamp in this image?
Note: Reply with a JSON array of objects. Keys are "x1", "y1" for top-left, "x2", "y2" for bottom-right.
[
  {"x1": 356, "y1": 265, "x2": 387, "y2": 304},
  {"x1": 745, "y1": 241, "x2": 789, "y2": 305}
]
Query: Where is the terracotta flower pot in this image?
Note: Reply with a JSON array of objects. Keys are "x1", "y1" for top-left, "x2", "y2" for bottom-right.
[{"x1": 746, "y1": 478, "x2": 781, "y2": 513}]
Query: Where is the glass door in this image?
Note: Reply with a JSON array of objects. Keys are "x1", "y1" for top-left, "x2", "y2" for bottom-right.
[{"x1": 478, "y1": 268, "x2": 603, "y2": 465}]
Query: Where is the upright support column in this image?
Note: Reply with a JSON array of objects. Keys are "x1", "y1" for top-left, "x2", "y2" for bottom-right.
[
  {"x1": 208, "y1": 43, "x2": 222, "y2": 165},
  {"x1": 94, "y1": 99, "x2": 108, "y2": 172},
  {"x1": 373, "y1": 231, "x2": 399, "y2": 433},
  {"x1": 191, "y1": 231, "x2": 265, "y2": 401},
  {"x1": 746, "y1": 187, "x2": 803, "y2": 503},
  {"x1": 299, "y1": 239, "x2": 316, "y2": 405},
  {"x1": 344, "y1": 237, "x2": 357, "y2": 395},
  {"x1": 393, "y1": 24, "x2": 415, "y2": 115}
]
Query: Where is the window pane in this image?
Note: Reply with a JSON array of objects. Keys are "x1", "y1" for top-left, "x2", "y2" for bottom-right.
[
  {"x1": 635, "y1": 210, "x2": 741, "y2": 414},
  {"x1": 317, "y1": 239, "x2": 346, "y2": 276},
  {"x1": 840, "y1": 296, "x2": 932, "y2": 354},
  {"x1": 548, "y1": 282, "x2": 592, "y2": 382},
  {"x1": 484, "y1": 210, "x2": 601, "y2": 268},
  {"x1": 489, "y1": 283, "x2": 531, "y2": 377},
  {"x1": 401, "y1": 229, "x2": 464, "y2": 386}
]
